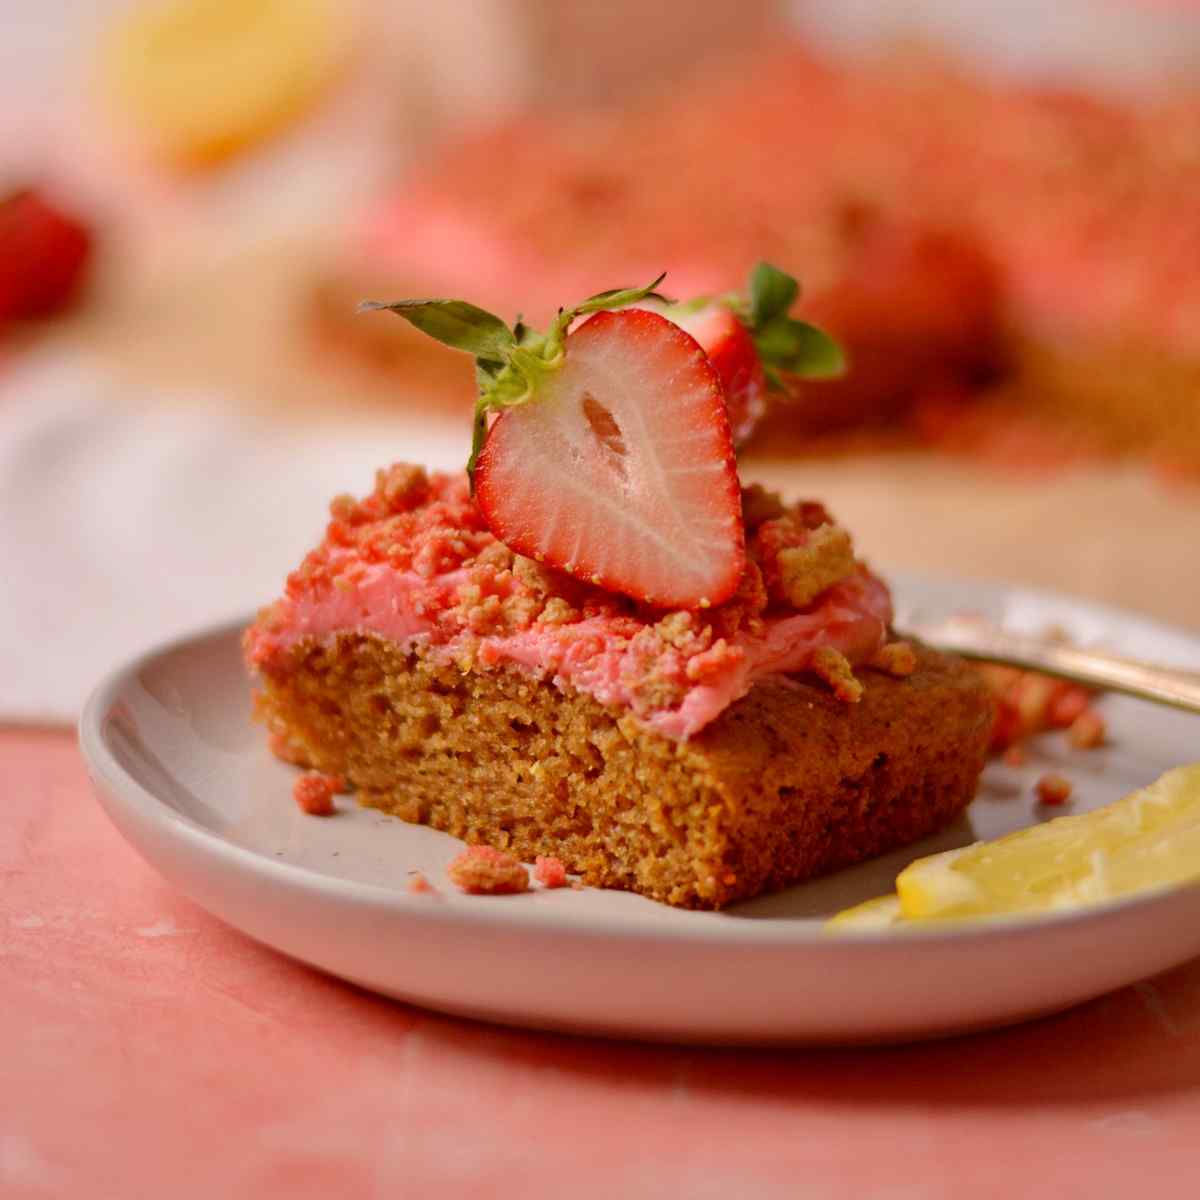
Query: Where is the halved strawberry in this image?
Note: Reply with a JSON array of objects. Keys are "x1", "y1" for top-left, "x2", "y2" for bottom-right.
[
  {"x1": 643, "y1": 263, "x2": 843, "y2": 447},
  {"x1": 359, "y1": 269, "x2": 836, "y2": 607},
  {"x1": 475, "y1": 309, "x2": 744, "y2": 608},
  {"x1": 663, "y1": 303, "x2": 766, "y2": 445}
]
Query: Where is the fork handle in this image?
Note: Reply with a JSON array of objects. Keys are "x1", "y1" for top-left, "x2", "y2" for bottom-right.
[{"x1": 904, "y1": 621, "x2": 1200, "y2": 716}]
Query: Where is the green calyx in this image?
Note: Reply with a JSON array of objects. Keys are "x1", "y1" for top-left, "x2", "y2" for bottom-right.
[
  {"x1": 359, "y1": 274, "x2": 668, "y2": 489},
  {"x1": 729, "y1": 261, "x2": 845, "y2": 389}
]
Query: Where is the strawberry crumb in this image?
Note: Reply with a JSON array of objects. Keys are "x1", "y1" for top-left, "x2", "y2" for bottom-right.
[
  {"x1": 975, "y1": 655, "x2": 1103, "y2": 759},
  {"x1": 407, "y1": 871, "x2": 436, "y2": 895},
  {"x1": 447, "y1": 845, "x2": 530, "y2": 894},
  {"x1": 1035, "y1": 774, "x2": 1074, "y2": 806},
  {"x1": 1003, "y1": 744, "x2": 1028, "y2": 767},
  {"x1": 533, "y1": 855, "x2": 569, "y2": 888},
  {"x1": 293, "y1": 773, "x2": 336, "y2": 816},
  {"x1": 811, "y1": 645, "x2": 864, "y2": 703},
  {"x1": 1068, "y1": 709, "x2": 1107, "y2": 749},
  {"x1": 1047, "y1": 684, "x2": 1092, "y2": 729}
]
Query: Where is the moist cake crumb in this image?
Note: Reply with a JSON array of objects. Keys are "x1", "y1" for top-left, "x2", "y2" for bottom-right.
[{"x1": 406, "y1": 871, "x2": 436, "y2": 895}]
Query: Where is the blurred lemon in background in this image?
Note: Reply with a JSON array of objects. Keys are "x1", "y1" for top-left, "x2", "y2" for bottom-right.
[{"x1": 101, "y1": 0, "x2": 350, "y2": 168}]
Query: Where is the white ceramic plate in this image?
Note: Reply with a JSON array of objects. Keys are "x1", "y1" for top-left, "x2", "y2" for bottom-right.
[{"x1": 80, "y1": 573, "x2": 1200, "y2": 1045}]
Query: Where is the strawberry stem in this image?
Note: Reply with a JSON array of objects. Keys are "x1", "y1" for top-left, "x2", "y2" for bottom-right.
[{"x1": 360, "y1": 274, "x2": 670, "y2": 490}]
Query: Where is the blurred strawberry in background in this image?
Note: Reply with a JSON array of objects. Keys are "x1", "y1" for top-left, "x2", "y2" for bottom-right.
[{"x1": 0, "y1": 190, "x2": 92, "y2": 325}]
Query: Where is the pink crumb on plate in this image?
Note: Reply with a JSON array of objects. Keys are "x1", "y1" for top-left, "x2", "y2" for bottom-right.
[
  {"x1": 292, "y1": 773, "x2": 336, "y2": 816},
  {"x1": 1035, "y1": 774, "x2": 1074, "y2": 806},
  {"x1": 534, "y1": 856, "x2": 568, "y2": 888}
]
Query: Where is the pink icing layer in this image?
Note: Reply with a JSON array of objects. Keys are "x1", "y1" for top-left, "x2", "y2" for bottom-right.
[{"x1": 248, "y1": 549, "x2": 891, "y2": 744}]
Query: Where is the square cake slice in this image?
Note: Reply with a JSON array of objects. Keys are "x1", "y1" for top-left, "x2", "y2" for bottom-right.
[{"x1": 246, "y1": 465, "x2": 993, "y2": 909}]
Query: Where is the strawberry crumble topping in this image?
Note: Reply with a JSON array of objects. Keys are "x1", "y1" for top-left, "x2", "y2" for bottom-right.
[
  {"x1": 447, "y1": 846, "x2": 530, "y2": 895},
  {"x1": 811, "y1": 646, "x2": 864, "y2": 704},
  {"x1": 868, "y1": 640, "x2": 918, "y2": 678},
  {"x1": 246, "y1": 465, "x2": 892, "y2": 739}
]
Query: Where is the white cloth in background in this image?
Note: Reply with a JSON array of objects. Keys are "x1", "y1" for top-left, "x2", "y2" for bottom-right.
[{"x1": 0, "y1": 350, "x2": 462, "y2": 724}]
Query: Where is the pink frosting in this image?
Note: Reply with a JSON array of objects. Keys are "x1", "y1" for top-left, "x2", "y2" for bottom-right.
[{"x1": 247, "y1": 556, "x2": 891, "y2": 741}]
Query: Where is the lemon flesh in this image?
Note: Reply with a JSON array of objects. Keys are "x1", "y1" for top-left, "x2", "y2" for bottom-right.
[
  {"x1": 897, "y1": 764, "x2": 1200, "y2": 919},
  {"x1": 824, "y1": 894, "x2": 903, "y2": 931}
]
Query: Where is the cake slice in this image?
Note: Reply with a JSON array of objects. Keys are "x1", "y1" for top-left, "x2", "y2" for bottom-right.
[
  {"x1": 247, "y1": 276, "x2": 994, "y2": 909},
  {"x1": 245, "y1": 463, "x2": 993, "y2": 908}
]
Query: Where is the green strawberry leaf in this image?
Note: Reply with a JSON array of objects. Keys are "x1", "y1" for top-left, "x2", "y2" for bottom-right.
[
  {"x1": 358, "y1": 298, "x2": 515, "y2": 364},
  {"x1": 748, "y1": 261, "x2": 799, "y2": 328},
  {"x1": 733, "y1": 261, "x2": 845, "y2": 386},
  {"x1": 754, "y1": 317, "x2": 845, "y2": 381},
  {"x1": 782, "y1": 321, "x2": 845, "y2": 379}
]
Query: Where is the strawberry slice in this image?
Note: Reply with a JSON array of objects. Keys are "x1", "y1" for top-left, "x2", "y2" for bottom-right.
[
  {"x1": 475, "y1": 309, "x2": 744, "y2": 608},
  {"x1": 663, "y1": 303, "x2": 766, "y2": 445},
  {"x1": 359, "y1": 268, "x2": 838, "y2": 607}
]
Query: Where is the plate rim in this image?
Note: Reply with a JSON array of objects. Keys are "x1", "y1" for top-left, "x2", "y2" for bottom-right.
[{"x1": 78, "y1": 570, "x2": 1200, "y2": 949}]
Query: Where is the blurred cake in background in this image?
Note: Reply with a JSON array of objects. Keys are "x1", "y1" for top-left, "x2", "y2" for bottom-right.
[{"x1": 316, "y1": 41, "x2": 1200, "y2": 471}]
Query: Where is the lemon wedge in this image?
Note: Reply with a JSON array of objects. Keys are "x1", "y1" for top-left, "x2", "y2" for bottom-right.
[
  {"x1": 102, "y1": 0, "x2": 348, "y2": 168},
  {"x1": 896, "y1": 764, "x2": 1200, "y2": 919},
  {"x1": 825, "y1": 764, "x2": 1200, "y2": 930}
]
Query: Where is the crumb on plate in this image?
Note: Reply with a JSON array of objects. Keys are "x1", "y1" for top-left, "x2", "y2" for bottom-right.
[
  {"x1": 293, "y1": 772, "x2": 337, "y2": 816},
  {"x1": 534, "y1": 855, "x2": 568, "y2": 888},
  {"x1": 447, "y1": 845, "x2": 530, "y2": 895},
  {"x1": 1003, "y1": 744, "x2": 1028, "y2": 767},
  {"x1": 1035, "y1": 773, "x2": 1073, "y2": 806}
]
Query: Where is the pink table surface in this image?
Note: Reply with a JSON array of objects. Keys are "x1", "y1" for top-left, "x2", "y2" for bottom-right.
[{"x1": 5, "y1": 727, "x2": 1200, "y2": 1200}]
